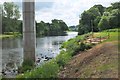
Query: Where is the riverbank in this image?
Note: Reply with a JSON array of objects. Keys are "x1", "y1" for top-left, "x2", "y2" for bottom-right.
[
  {"x1": 0, "y1": 32, "x2": 22, "y2": 39},
  {"x1": 16, "y1": 28, "x2": 119, "y2": 78},
  {"x1": 58, "y1": 41, "x2": 118, "y2": 78},
  {"x1": 58, "y1": 29, "x2": 119, "y2": 78}
]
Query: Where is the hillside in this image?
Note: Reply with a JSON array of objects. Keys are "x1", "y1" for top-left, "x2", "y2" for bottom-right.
[{"x1": 58, "y1": 41, "x2": 118, "y2": 78}]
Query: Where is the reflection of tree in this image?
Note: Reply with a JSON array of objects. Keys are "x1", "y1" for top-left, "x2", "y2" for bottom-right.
[
  {"x1": 52, "y1": 41, "x2": 64, "y2": 45},
  {"x1": 2, "y1": 38, "x2": 19, "y2": 49}
]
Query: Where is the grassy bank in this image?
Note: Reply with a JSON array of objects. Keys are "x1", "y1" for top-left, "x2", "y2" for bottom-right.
[
  {"x1": 16, "y1": 31, "x2": 92, "y2": 78},
  {"x1": 16, "y1": 28, "x2": 119, "y2": 78},
  {"x1": 58, "y1": 28, "x2": 119, "y2": 78},
  {"x1": 0, "y1": 32, "x2": 21, "y2": 39}
]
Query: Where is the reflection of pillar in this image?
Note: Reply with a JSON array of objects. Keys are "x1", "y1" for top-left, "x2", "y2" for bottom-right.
[{"x1": 23, "y1": 1, "x2": 36, "y2": 62}]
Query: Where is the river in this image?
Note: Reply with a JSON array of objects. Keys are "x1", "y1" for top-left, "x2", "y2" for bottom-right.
[{"x1": 1, "y1": 32, "x2": 78, "y2": 71}]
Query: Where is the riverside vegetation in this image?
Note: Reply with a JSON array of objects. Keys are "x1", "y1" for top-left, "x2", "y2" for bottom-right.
[
  {"x1": 1, "y1": 1, "x2": 119, "y2": 78},
  {"x1": 1, "y1": 2, "x2": 68, "y2": 39},
  {"x1": 16, "y1": 28, "x2": 119, "y2": 78},
  {"x1": 16, "y1": 1, "x2": 119, "y2": 78}
]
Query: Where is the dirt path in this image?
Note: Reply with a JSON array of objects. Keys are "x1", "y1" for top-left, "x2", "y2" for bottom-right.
[{"x1": 58, "y1": 41, "x2": 118, "y2": 78}]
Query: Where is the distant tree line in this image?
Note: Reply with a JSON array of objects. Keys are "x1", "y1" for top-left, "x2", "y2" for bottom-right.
[
  {"x1": 78, "y1": 2, "x2": 120, "y2": 35},
  {"x1": 69, "y1": 26, "x2": 78, "y2": 31},
  {"x1": 2, "y1": 2, "x2": 68, "y2": 36},
  {"x1": 36, "y1": 19, "x2": 68, "y2": 36}
]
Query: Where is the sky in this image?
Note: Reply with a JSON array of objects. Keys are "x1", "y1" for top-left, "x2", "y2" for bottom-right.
[{"x1": 0, "y1": 0, "x2": 119, "y2": 26}]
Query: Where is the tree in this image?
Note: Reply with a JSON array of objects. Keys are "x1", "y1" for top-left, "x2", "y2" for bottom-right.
[
  {"x1": 98, "y1": 16, "x2": 110, "y2": 30},
  {"x1": 2, "y1": 2, "x2": 20, "y2": 33},
  {"x1": 3, "y1": 2, "x2": 20, "y2": 19},
  {"x1": 94, "y1": 16, "x2": 101, "y2": 31},
  {"x1": 111, "y1": 2, "x2": 120, "y2": 9},
  {"x1": 93, "y1": 5, "x2": 105, "y2": 15},
  {"x1": 36, "y1": 19, "x2": 68, "y2": 36},
  {"x1": 109, "y1": 9, "x2": 120, "y2": 28},
  {"x1": 18, "y1": 21, "x2": 23, "y2": 34},
  {"x1": 78, "y1": 6, "x2": 101, "y2": 34},
  {"x1": 78, "y1": 2, "x2": 119, "y2": 34}
]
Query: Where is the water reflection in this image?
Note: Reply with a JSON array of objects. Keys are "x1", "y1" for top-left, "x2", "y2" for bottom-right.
[{"x1": 2, "y1": 32, "x2": 78, "y2": 69}]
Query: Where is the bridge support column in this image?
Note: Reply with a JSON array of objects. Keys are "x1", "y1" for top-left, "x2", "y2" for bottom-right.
[{"x1": 23, "y1": 1, "x2": 36, "y2": 63}]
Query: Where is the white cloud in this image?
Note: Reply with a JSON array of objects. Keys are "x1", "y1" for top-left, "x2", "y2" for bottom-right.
[
  {"x1": 1, "y1": 0, "x2": 120, "y2": 26},
  {"x1": 35, "y1": 0, "x2": 119, "y2": 26}
]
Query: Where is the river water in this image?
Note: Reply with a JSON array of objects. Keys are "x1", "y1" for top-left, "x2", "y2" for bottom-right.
[{"x1": 1, "y1": 32, "x2": 78, "y2": 71}]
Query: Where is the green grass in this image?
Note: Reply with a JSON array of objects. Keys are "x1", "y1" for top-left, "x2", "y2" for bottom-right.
[
  {"x1": 16, "y1": 32, "x2": 93, "y2": 78},
  {"x1": 0, "y1": 32, "x2": 21, "y2": 39},
  {"x1": 94, "y1": 31, "x2": 118, "y2": 42},
  {"x1": 16, "y1": 28, "x2": 119, "y2": 78},
  {"x1": 17, "y1": 59, "x2": 60, "y2": 78},
  {"x1": 0, "y1": 34, "x2": 14, "y2": 39}
]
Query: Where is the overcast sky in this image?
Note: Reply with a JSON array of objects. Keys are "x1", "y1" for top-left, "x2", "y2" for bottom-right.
[{"x1": 0, "y1": 0, "x2": 119, "y2": 26}]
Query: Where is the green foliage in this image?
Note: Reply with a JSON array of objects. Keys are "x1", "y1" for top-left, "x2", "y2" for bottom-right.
[
  {"x1": 2, "y1": 2, "x2": 21, "y2": 34},
  {"x1": 17, "y1": 59, "x2": 59, "y2": 78},
  {"x1": 109, "y1": 9, "x2": 120, "y2": 28},
  {"x1": 78, "y1": 24, "x2": 90, "y2": 35},
  {"x1": 69, "y1": 26, "x2": 78, "y2": 31},
  {"x1": 18, "y1": 59, "x2": 34, "y2": 73},
  {"x1": 36, "y1": 19, "x2": 68, "y2": 36},
  {"x1": 98, "y1": 16, "x2": 110, "y2": 30},
  {"x1": 111, "y1": 1, "x2": 120, "y2": 9},
  {"x1": 56, "y1": 51, "x2": 71, "y2": 67},
  {"x1": 78, "y1": 5, "x2": 102, "y2": 34},
  {"x1": 93, "y1": 16, "x2": 101, "y2": 31},
  {"x1": 79, "y1": 42, "x2": 87, "y2": 51},
  {"x1": 17, "y1": 33, "x2": 93, "y2": 78},
  {"x1": 93, "y1": 4, "x2": 105, "y2": 15},
  {"x1": 78, "y1": 2, "x2": 120, "y2": 34},
  {"x1": 104, "y1": 28, "x2": 120, "y2": 32},
  {"x1": 61, "y1": 33, "x2": 92, "y2": 56}
]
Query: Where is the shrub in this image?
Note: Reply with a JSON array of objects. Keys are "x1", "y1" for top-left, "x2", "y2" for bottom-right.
[
  {"x1": 79, "y1": 42, "x2": 86, "y2": 51},
  {"x1": 17, "y1": 60, "x2": 59, "y2": 78},
  {"x1": 18, "y1": 59, "x2": 34, "y2": 73},
  {"x1": 85, "y1": 43, "x2": 93, "y2": 49},
  {"x1": 56, "y1": 51, "x2": 71, "y2": 67}
]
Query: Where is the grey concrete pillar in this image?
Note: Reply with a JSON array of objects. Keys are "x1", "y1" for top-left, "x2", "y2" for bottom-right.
[{"x1": 23, "y1": 1, "x2": 36, "y2": 62}]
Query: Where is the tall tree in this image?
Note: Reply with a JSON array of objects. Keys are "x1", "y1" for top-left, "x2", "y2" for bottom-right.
[
  {"x1": 78, "y1": 6, "x2": 101, "y2": 35},
  {"x1": 98, "y1": 16, "x2": 110, "y2": 30},
  {"x1": 93, "y1": 5, "x2": 105, "y2": 15},
  {"x1": 2, "y1": 2, "x2": 20, "y2": 33}
]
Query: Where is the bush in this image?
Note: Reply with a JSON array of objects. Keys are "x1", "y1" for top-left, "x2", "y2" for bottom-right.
[
  {"x1": 18, "y1": 59, "x2": 34, "y2": 73},
  {"x1": 85, "y1": 43, "x2": 93, "y2": 49},
  {"x1": 17, "y1": 60, "x2": 59, "y2": 78},
  {"x1": 79, "y1": 42, "x2": 86, "y2": 51},
  {"x1": 56, "y1": 51, "x2": 71, "y2": 67}
]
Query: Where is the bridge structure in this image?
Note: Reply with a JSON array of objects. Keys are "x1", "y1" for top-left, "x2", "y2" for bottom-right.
[{"x1": 23, "y1": 0, "x2": 36, "y2": 63}]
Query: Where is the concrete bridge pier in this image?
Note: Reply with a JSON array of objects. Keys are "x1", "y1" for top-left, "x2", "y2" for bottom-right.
[{"x1": 23, "y1": 1, "x2": 36, "y2": 63}]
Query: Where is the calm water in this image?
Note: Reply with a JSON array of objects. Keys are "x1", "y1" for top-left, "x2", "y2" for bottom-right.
[{"x1": 1, "y1": 32, "x2": 78, "y2": 69}]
